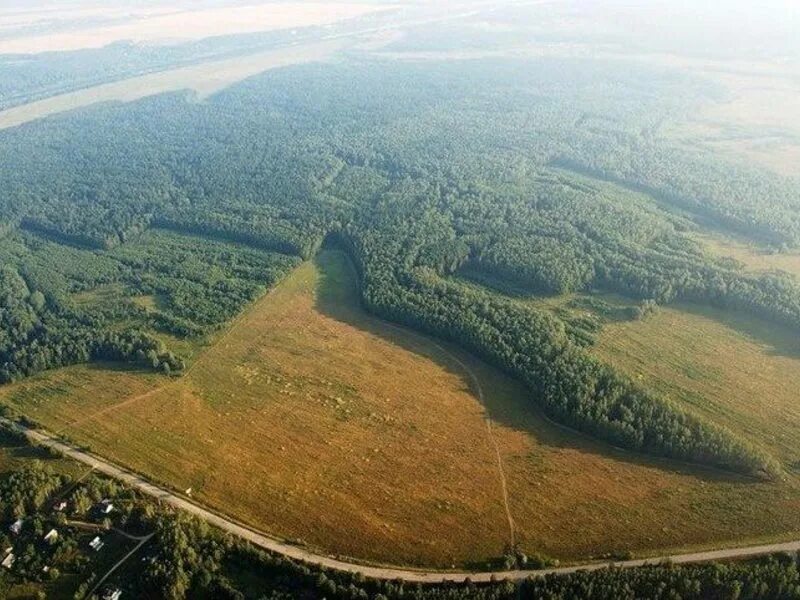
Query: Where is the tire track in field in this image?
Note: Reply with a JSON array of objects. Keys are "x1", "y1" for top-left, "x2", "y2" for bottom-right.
[
  {"x1": 57, "y1": 284, "x2": 272, "y2": 435},
  {"x1": 379, "y1": 320, "x2": 517, "y2": 550}
]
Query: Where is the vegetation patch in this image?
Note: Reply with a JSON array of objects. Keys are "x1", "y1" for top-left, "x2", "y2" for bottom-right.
[
  {"x1": 4, "y1": 251, "x2": 800, "y2": 568},
  {"x1": 594, "y1": 302, "x2": 800, "y2": 467}
]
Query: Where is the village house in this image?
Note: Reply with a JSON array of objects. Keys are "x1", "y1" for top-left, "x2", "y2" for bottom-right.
[
  {"x1": 102, "y1": 587, "x2": 122, "y2": 600},
  {"x1": 89, "y1": 536, "x2": 105, "y2": 552},
  {"x1": 9, "y1": 519, "x2": 22, "y2": 535},
  {"x1": 97, "y1": 499, "x2": 114, "y2": 515}
]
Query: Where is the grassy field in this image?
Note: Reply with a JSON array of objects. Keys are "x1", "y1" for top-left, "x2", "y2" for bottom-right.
[
  {"x1": 594, "y1": 303, "x2": 800, "y2": 467},
  {"x1": 698, "y1": 233, "x2": 800, "y2": 279},
  {"x1": 1, "y1": 250, "x2": 514, "y2": 567},
  {"x1": 661, "y1": 67, "x2": 800, "y2": 177},
  {"x1": 0, "y1": 426, "x2": 84, "y2": 480},
  {"x1": 4, "y1": 250, "x2": 800, "y2": 567}
]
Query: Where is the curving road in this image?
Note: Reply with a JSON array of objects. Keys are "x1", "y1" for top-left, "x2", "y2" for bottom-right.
[{"x1": 3, "y1": 416, "x2": 800, "y2": 583}]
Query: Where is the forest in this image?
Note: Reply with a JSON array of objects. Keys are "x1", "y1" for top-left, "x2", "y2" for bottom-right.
[{"x1": 1, "y1": 57, "x2": 799, "y2": 478}]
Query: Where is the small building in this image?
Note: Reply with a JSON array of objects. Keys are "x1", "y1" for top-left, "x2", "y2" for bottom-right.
[
  {"x1": 54, "y1": 501, "x2": 68, "y2": 512},
  {"x1": 9, "y1": 519, "x2": 22, "y2": 535},
  {"x1": 44, "y1": 529, "x2": 58, "y2": 544},
  {"x1": 97, "y1": 500, "x2": 114, "y2": 515},
  {"x1": 102, "y1": 588, "x2": 122, "y2": 600},
  {"x1": 89, "y1": 536, "x2": 105, "y2": 552},
  {"x1": 1, "y1": 553, "x2": 14, "y2": 569}
]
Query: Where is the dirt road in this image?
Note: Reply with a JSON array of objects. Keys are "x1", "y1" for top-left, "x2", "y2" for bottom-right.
[{"x1": 3, "y1": 416, "x2": 799, "y2": 584}]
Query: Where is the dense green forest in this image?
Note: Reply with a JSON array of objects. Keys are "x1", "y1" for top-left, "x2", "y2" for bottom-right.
[
  {"x1": 2, "y1": 57, "x2": 800, "y2": 477},
  {"x1": 0, "y1": 229, "x2": 299, "y2": 381}
]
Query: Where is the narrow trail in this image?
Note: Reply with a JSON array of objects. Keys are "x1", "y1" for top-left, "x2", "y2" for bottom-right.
[
  {"x1": 380, "y1": 320, "x2": 517, "y2": 550},
  {"x1": 85, "y1": 532, "x2": 154, "y2": 598},
  {"x1": 58, "y1": 385, "x2": 166, "y2": 435},
  {"x1": 485, "y1": 417, "x2": 516, "y2": 549},
  {"x1": 56, "y1": 285, "x2": 274, "y2": 436}
]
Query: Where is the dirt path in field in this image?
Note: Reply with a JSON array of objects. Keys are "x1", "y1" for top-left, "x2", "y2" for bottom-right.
[
  {"x1": 57, "y1": 281, "x2": 272, "y2": 435},
  {"x1": 381, "y1": 321, "x2": 517, "y2": 549},
  {"x1": 4, "y1": 415, "x2": 800, "y2": 583}
]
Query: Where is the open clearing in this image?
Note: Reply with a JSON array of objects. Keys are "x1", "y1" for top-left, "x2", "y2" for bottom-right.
[
  {"x1": 594, "y1": 303, "x2": 800, "y2": 467},
  {"x1": 0, "y1": 423, "x2": 82, "y2": 478},
  {"x1": 1, "y1": 250, "x2": 514, "y2": 567},
  {"x1": 659, "y1": 66, "x2": 800, "y2": 177},
  {"x1": 0, "y1": 2, "x2": 388, "y2": 54},
  {"x1": 698, "y1": 233, "x2": 800, "y2": 279},
  {"x1": 4, "y1": 250, "x2": 800, "y2": 567},
  {"x1": 0, "y1": 38, "x2": 348, "y2": 131}
]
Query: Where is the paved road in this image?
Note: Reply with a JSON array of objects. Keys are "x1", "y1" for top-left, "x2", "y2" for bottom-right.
[{"x1": 3, "y1": 416, "x2": 799, "y2": 583}]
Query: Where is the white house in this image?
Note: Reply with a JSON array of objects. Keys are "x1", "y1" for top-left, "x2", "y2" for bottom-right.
[
  {"x1": 89, "y1": 536, "x2": 105, "y2": 552},
  {"x1": 9, "y1": 519, "x2": 22, "y2": 535},
  {"x1": 1, "y1": 553, "x2": 14, "y2": 569},
  {"x1": 44, "y1": 529, "x2": 58, "y2": 544}
]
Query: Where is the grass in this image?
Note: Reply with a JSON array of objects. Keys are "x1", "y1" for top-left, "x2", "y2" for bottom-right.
[
  {"x1": 0, "y1": 427, "x2": 83, "y2": 479},
  {"x1": 3, "y1": 250, "x2": 800, "y2": 568},
  {"x1": 594, "y1": 302, "x2": 800, "y2": 468},
  {"x1": 1, "y1": 250, "x2": 513, "y2": 567},
  {"x1": 698, "y1": 232, "x2": 800, "y2": 279},
  {"x1": 73, "y1": 285, "x2": 164, "y2": 314},
  {"x1": 655, "y1": 56, "x2": 800, "y2": 177}
]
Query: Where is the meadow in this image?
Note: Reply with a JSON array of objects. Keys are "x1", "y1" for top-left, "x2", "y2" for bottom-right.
[
  {"x1": 4, "y1": 250, "x2": 800, "y2": 567},
  {"x1": 698, "y1": 233, "x2": 800, "y2": 279},
  {"x1": 593, "y1": 302, "x2": 800, "y2": 469},
  {"x1": 660, "y1": 65, "x2": 800, "y2": 178}
]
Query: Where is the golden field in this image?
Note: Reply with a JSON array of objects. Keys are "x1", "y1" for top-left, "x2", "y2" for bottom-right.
[{"x1": 3, "y1": 250, "x2": 800, "y2": 567}]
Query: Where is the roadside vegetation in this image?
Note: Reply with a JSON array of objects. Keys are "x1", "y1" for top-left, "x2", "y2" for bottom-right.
[{"x1": 3, "y1": 425, "x2": 800, "y2": 599}]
